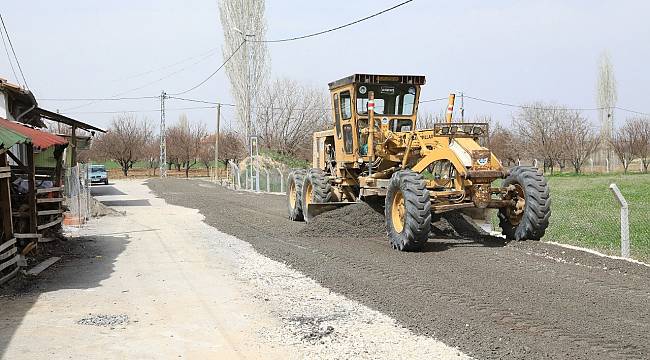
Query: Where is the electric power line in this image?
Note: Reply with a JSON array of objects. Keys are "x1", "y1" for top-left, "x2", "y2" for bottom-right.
[
  {"x1": 419, "y1": 97, "x2": 447, "y2": 104},
  {"x1": 614, "y1": 106, "x2": 650, "y2": 117},
  {"x1": 63, "y1": 105, "x2": 220, "y2": 115},
  {"x1": 0, "y1": 23, "x2": 19, "y2": 87},
  {"x1": 167, "y1": 96, "x2": 237, "y2": 107},
  {"x1": 169, "y1": 40, "x2": 246, "y2": 96},
  {"x1": 60, "y1": 46, "x2": 220, "y2": 111},
  {"x1": 114, "y1": 47, "x2": 219, "y2": 82},
  {"x1": 466, "y1": 95, "x2": 606, "y2": 111},
  {"x1": 252, "y1": 0, "x2": 414, "y2": 43},
  {"x1": 0, "y1": 13, "x2": 28, "y2": 88},
  {"x1": 38, "y1": 95, "x2": 159, "y2": 101}
]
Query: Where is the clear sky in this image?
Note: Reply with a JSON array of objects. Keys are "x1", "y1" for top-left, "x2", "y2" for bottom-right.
[{"x1": 2, "y1": 0, "x2": 649, "y2": 131}]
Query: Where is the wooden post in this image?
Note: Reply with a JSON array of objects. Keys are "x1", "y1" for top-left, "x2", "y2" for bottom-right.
[
  {"x1": 71, "y1": 125, "x2": 78, "y2": 166},
  {"x1": 26, "y1": 145, "x2": 38, "y2": 235},
  {"x1": 0, "y1": 151, "x2": 13, "y2": 241},
  {"x1": 53, "y1": 145, "x2": 64, "y2": 187}
]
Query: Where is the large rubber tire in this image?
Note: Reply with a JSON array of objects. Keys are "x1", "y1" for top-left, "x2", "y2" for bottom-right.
[
  {"x1": 384, "y1": 170, "x2": 432, "y2": 251},
  {"x1": 287, "y1": 170, "x2": 306, "y2": 221},
  {"x1": 301, "y1": 168, "x2": 332, "y2": 222},
  {"x1": 498, "y1": 166, "x2": 551, "y2": 240}
]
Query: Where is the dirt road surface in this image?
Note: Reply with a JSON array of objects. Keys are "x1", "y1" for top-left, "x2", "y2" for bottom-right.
[
  {"x1": 0, "y1": 180, "x2": 467, "y2": 360},
  {"x1": 147, "y1": 178, "x2": 650, "y2": 360}
]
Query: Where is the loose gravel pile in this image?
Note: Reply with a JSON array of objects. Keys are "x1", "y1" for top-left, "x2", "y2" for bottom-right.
[
  {"x1": 299, "y1": 200, "x2": 492, "y2": 242},
  {"x1": 77, "y1": 313, "x2": 129, "y2": 327},
  {"x1": 298, "y1": 202, "x2": 387, "y2": 238}
]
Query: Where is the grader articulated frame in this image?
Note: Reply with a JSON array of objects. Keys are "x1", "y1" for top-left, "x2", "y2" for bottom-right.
[{"x1": 287, "y1": 74, "x2": 550, "y2": 251}]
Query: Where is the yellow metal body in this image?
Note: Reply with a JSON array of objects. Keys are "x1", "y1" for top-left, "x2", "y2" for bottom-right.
[{"x1": 314, "y1": 74, "x2": 508, "y2": 212}]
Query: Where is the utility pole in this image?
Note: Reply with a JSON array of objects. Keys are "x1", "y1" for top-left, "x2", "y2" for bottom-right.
[
  {"x1": 460, "y1": 91, "x2": 465, "y2": 123},
  {"x1": 159, "y1": 90, "x2": 167, "y2": 178},
  {"x1": 214, "y1": 103, "x2": 221, "y2": 180}
]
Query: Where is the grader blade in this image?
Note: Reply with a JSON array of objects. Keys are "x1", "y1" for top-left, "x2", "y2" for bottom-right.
[{"x1": 305, "y1": 202, "x2": 358, "y2": 222}]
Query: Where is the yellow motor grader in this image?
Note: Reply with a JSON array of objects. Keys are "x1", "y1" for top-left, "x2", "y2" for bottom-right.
[{"x1": 287, "y1": 74, "x2": 550, "y2": 251}]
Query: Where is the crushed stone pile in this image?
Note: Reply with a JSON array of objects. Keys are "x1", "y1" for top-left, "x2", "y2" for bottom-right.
[
  {"x1": 298, "y1": 202, "x2": 387, "y2": 238},
  {"x1": 298, "y1": 201, "x2": 490, "y2": 240}
]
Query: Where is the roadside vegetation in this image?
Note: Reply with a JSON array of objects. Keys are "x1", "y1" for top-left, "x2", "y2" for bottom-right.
[{"x1": 544, "y1": 173, "x2": 650, "y2": 262}]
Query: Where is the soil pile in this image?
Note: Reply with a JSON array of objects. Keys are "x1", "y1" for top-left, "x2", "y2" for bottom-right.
[{"x1": 298, "y1": 202, "x2": 387, "y2": 238}]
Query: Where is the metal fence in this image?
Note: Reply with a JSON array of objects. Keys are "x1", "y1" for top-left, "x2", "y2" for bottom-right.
[
  {"x1": 222, "y1": 156, "x2": 289, "y2": 194},
  {"x1": 488, "y1": 172, "x2": 649, "y2": 262},
  {"x1": 64, "y1": 163, "x2": 91, "y2": 226}
]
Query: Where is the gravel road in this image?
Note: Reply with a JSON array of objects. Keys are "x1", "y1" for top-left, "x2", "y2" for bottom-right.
[{"x1": 148, "y1": 178, "x2": 650, "y2": 360}]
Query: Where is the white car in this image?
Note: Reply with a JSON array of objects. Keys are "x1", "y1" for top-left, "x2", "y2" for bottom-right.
[{"x1": 89, "y1": 164, "x2": 109, "y2": 185}]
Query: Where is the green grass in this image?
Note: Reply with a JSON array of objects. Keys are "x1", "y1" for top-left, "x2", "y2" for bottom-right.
[
  {"x1": 541, "y1": 174, "x2": 650, "y2": 261},
  {"x1": 261, "y1": 150, "x2": 310, "y2": 169},
  {"x1": 92, "y1": 160, "x2": 150, "y2": 169}
]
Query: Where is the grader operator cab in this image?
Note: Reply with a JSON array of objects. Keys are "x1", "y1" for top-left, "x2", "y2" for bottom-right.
[{"x1": 287, "y1": 74, "x2": 550, "y2": 251}]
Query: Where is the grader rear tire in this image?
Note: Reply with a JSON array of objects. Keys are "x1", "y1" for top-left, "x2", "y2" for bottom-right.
[
  {"x1": 301, "y1": 168, "x2": 332, "y2": 222},
  {"x1": 385, "y1": 170, "x2": 432, "y2": 251},
  {"x1": 287, "y1": 170, "x2": 306, "y2": 221},
  {"x1": 498, "y1": 166, "x2": 551, "y2": 240}
]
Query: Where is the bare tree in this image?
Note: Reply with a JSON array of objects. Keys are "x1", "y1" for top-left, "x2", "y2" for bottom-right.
[
  {"x1": 219, "y1": 0, "x2": 269, "y2": 142},
  {"x1": 610, "y1": 120, "x2": 637, "y2": 173},
  {"x1": 513, "y1": 104, "x2": 592, "y2": 174},
  {"x1": 254, "y1": 78, "x2": 329, "y2": 160},
  {"x1": 198, "y1": 134, "x2": 215, "y2": 175},
  {"x1": 625, "y1": 117, "x2": 650, "y2": 173},
  {"x1": 416, "y1": 110, "x2": 445, "y2": 129},
  {"x1": 199, "y1": 130, "x2": 246, "y2": 171},
  {"x1": 144, "y1": 135, "x2": 160, "y2": 176},
  {"x1": 166, "y1": 115, "x2": 208, "y2": 177},
  {"x1": 92, "y1": 114, "x2": 152, "y2": 176},
  {"x1": 489, "y1": 123, "x2": 522, "y2": 166},
  {"x1": 560, "y1": 113, "x2": 600, "y2": 174},
  {"x1": 514, "y1": 104, "x2": 561, "y2": 173},
  {"x1": 638, "y1": 118, "x2": 650, "y2": 172},
  {"x1": 219, "y1": 130, "x2": 246, "y2": 163}
]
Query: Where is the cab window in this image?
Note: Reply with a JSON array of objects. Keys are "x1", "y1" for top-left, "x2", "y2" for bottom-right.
[
  {"x1": 342, "y1": 124, "x2": 353, "y2": 154},
  {"x1": 333, "y1": 93, "x2": 341, "y2": 139},
  {"x1": 340, "y1": 91, "x2": 352, "y2": 120}
]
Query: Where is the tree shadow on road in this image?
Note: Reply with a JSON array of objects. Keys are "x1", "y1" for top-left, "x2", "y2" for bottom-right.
[{"x1": 0, "y1": 234, "x2": 128, "y2": 357}]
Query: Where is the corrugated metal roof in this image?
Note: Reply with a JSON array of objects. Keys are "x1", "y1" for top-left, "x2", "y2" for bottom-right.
[
  {"x1": 0, "y1": 125, "x2": 29, "y2": 149},
  {"x1": 0, "y1": 117, "x2": 67, "y2": 150}
]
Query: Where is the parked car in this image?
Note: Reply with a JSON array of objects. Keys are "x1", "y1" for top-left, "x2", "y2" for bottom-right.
[{"x1": 89, "y1": 164, "x2": 109, "y2": 185}]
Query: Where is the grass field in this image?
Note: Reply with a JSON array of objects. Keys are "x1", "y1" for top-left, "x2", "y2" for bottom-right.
[{"x1": 538, "y1": 174, "x2": 650, "y2": 262}]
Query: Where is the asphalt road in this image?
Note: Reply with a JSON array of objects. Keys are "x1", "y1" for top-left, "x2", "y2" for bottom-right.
[{"x1": 148, "y1": 178, "x2": 650, "y2": 360}]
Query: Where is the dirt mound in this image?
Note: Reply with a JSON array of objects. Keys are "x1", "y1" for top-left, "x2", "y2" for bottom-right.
[
  {"x1": 298, "y1": 202, "x2": 387, "y2": 238},
  {"x1": 298, "y1": 200, "x2": 490, "y2": 241},
  {"x1": 431, "y1": 211, "x2": 489, "y2": 239}
]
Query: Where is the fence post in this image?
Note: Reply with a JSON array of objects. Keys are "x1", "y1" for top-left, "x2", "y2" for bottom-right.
[
  {"x1": 277, "y1": 168, "x2": 284, "y2": 193},
  {"x1": 590, "y1": 158, "x2": 594, "y2": 173},
  {"x1": 263, "y1": 167, "x2": 270, "y2": 193},
  {"x1": 609, "y1": 183, "x2": 630, "y2": 258}
]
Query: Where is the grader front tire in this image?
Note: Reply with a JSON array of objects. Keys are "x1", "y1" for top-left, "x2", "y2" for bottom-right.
[
  {"x1": 385, "y1": 170, "x2": 432, "y2": 251},
  {"x1": 287, "y1": 170, "x2": 306, "y2": 221},
  {"x1": 498, "y1": 166, "x2": 551, "y2": 240}
]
